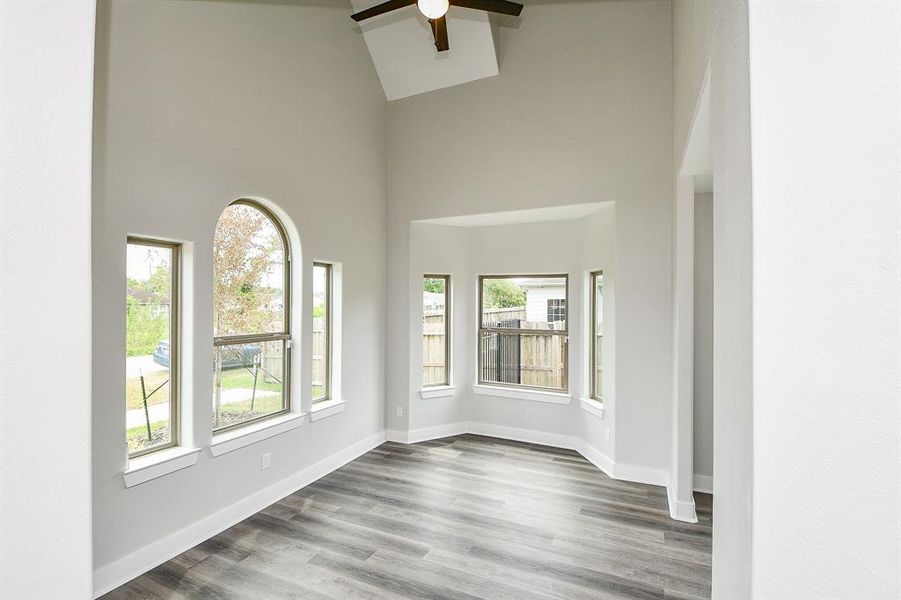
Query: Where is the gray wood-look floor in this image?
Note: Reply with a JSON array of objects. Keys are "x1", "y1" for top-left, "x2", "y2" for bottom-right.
[{"x1": 103, "y1": 435, "x2": 712, "y2": 600}]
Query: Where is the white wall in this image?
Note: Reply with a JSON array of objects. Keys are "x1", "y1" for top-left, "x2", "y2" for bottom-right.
[
  {"x1": 748, "y1": 2, "x2": 900, "y2": 597},
  {"x1": 673, "y1": 0, "x2": 714, "y2": 161},
  {"x1": 92, "y1": 0, "x2": 387, "y2": 587},
  {"x1": 408, "y1": 207, "x2": 616, "y2": 455},
  {"x1": 693, "y1": 193, "x2": 713, "y2": 481},
  {"x1": 709, "y1": 1, "x2": 755, "y2": 595},
  {"x1": 465, "y1": 219, "x2": 582, "y2": 438},
  {"x1": 578, "y1": 204, "x2": 617, "y2": 462},
  {"x1": 387, "y1": 0, "x2": 673, "y2": 475},
  {"x1": 0, "y1": 1, "x2": 96, "y2": 597},
  {"x1": 408, "y1": 223, "x2": 470, "y2": 431}
]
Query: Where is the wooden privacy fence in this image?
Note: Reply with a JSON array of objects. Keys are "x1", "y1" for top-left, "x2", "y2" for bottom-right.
[
  {"x1": 422, "y1": 310, "x2": 448, "y2": 385},
  {"x1": 480, "y1": 320, "x2": 566, "y2": 389},
  {"x1": 593, "y1": 330, "x2": 604, "y2": 396},
  {"x1": 422, "y1": 307, "x2": 568, "y2": 389},
  {"x1": 312, "y1": 316, "x2": 326, "y2": 389}
]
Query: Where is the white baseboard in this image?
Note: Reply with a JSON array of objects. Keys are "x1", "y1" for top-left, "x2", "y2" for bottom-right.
[
  {"x1": 667, "y1": 484, "x2": 699, "y2": 523},
  {"x1": 693, "y1": 473, "x2": 713, "y2": 493},
  {"x1": 385, "y1": 428, "x2": 407, "y2": 443},
  {"x1": 466, "y1": 422, "x2": 579, "y2": 451},
  {"x1": 613, "y1": 460, "x2": 670, "y2": 488},
  {"x1": 387, "y1": 422, "x2": 467, "y2": 444},
  {"x1": 575, "y1": 440, "x2": 615, "y2": 479},
  {"x1": 93, "y1": 431, "x2": 386, "y2": 598}
]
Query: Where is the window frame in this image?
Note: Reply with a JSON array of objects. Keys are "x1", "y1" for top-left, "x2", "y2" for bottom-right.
[
  {"x1": 312, "y1": 261, "x2": 332, "y2": 404},
  {"x1": 589, "y1": 270, "x2": 603, "y2": 401},
  {"x1": 212, "y1": 199, "x2": 292, "y2": 434},
  {"x1": 126, "y1": 236, "x2": 181, "y2": 459},
  {"x1": 422, "y1": 274, "x2": 451, "y2": 388},
  {"x1": 477, "y1": 274, "x2": 569, "y2": 393}
]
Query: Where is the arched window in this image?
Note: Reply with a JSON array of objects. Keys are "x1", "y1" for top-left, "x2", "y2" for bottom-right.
[{"x1": 213, "y1": 200, "x2": 291, "y2": 432}]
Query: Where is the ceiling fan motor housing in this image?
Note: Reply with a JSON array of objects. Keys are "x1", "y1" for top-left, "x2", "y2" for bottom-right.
[{"x1": 418, "y1": 0, "x2": 450, "y2": 19}]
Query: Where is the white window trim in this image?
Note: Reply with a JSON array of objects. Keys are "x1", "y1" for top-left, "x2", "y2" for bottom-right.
[
  {"x1": 123, "y1": 446, "x2": 201, "y2": 488},
  {"x1": 420, "y1": 385, "x2": 456, "y2": 399},
  {"x1": 473, "y1": 384, "x2": 572, "y2": 405},
  {"x1": 579, "y1": 397, "x2": 605, "y2": 420},
  {"x1": 210, "y1": 411, "x2": 305, "y2": 457},
  {"x1": 310, "y1": 398, "x2": 346, "y2": 421}
]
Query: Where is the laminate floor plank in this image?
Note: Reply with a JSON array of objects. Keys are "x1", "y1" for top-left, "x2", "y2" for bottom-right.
[{"x1": 102, "y1": 435, "x2": 712, "y2": 599}]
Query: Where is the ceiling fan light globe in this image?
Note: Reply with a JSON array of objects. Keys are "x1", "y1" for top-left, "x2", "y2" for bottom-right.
[{"x1": 417, "y1": 0, "x2": 450, "y2": 19}]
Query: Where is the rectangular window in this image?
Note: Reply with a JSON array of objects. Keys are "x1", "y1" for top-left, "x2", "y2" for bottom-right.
[
  {"x1": 312, "y1": 262, "x2": 331, "y2": 403},
  {"x1": 213, "y1": 339, "x2": 287, "y2": 431},
  {"x1": 126, "y1": 238, "x2": 179, "y2": 457},
  {"x1": 422, "y1": 275, "x2": 450, "y2": 387},
  {"x1": 547, "y1": 298, "x2": 567, "y2": 324},
  {"x1": 590, "y1": 271, "x2": 604, "y2": 400},
  {"x1": 478, "y1": 275, "x2": 568, "y2": 392}
]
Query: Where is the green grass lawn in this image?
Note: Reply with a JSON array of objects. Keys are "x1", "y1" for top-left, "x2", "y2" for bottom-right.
[
  {"x1": 219, "y1": 367, "x2": 282, "y2": 393},
  {"x1": 214, "y1": 394, "x2": 284, "y2": 429},
  {"x1": 126, "y1": 371, "x2": 170, "y2": 411},
  {"x1": 126, "y1": 365, "x2": 282, "y2": 411},
  {"x1": 128, "y1": 366, "x2": 329, "y2": 440}
]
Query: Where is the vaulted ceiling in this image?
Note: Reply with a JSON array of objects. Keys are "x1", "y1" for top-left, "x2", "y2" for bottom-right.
[{"x1": 350, "y1": 1, "x2": 500, "y2": 100}]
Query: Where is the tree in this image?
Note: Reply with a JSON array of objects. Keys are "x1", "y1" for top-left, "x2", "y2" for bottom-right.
[
  {"x1": 214, "y1": 204, "x2": 284, "y2": 335},
  {"x1": 423, "y1": 277, "x2": 446, "y2": 293},
  {"x1": 484, "y1": 279, "x2": 526, "y2": 308}
]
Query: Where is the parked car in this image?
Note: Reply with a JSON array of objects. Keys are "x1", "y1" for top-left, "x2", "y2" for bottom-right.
[{"x1": 152, "y1": 340, "x2": 261, "y2": 369}]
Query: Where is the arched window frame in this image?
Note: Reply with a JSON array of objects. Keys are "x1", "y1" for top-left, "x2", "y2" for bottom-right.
[{"x1": 212, "y1": 199, "x2": 292, "y2": 433}]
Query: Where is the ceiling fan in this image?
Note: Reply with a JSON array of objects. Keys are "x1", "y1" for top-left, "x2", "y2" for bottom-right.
[{"x1": 351, "y1": 0, "x2": 524, "y2": 52}]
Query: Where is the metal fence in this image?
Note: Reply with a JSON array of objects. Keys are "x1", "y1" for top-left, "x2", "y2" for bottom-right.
[{"x1": 479, "y1": 319, "x2": 566, "y2": 389}]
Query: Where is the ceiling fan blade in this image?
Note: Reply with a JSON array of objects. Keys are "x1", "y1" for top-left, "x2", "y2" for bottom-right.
[
  {"x1": 450, "y1": 0, "x2": 523, "y2": 17},
  {"x1": 431, "y1": 15, "x2": 450, "y2": 52},
  {"x1": 351, "y1": 0, "x2": 417, "y2": 22}
]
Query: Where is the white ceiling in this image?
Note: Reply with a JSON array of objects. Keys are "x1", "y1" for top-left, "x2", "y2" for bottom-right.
[
  {"x1": 414, "y1": 202, "x2": 609, "y2": 227},
  {"x1": 351, "y1": 1, "x2": 499, "y2": 101}
]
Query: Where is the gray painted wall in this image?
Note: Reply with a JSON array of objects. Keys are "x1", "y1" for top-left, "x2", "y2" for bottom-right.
[
  {"x1": 386, "y1": 0, "x2": 674, "y2": 473},
  {"x1": 693, "y1": 192, "x2": 713, "y2": 480},
  {"x1": 710, "y1": 2, "x2": 754, "y2": 595},
  {"x1": 92, "y1": 0, "x2": 388, "y2": 572}
]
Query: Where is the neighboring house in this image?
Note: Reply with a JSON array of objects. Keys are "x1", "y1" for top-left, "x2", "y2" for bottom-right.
[{"x1": 519, "y1": 278, "x2": 566, "y2": 324}]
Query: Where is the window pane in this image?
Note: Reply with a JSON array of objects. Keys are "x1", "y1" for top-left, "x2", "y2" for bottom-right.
[
  {"x1": 213, "y1": 340, "x2": 287, "y2": 430},
  {"x1": 213, "y1": 203, "x2": 286, "y2": 337},
  {"x1": 592, "y1": 273, "x2": 604, "y2": 399},
  {"x1": 423, "y1": 276, "x2": 448, "y2": 386},
  {"x1": 479, "y1": 331, "x2": 566, "y2": 390},
  {"x1": 126, "y1": 242, "x2": 174, "y2": 455},
  {"x1": 312, "y1": 264, "x2": 330, "y2": 402},
  {"x1": 481, "y1": 276, "x2": 566, "y2": 330}
]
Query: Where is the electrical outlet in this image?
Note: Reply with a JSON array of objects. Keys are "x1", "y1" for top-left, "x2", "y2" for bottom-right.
[
  {"x1": 261, "y1": 452, "x2": 271, "y2": 470},
  {"x1": 396, "y1": 406, "x2": 404, "y2": 418},
  {"x1": 604, "y1": 428, "x2": 611, "y2": 443}
]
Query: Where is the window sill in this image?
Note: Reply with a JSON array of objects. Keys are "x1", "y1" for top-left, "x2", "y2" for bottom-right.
[
  {"x1": 210, "y1": 412, "x2": 306, "y2": 457},
  {"x1": 420, "y1": 385, "x2": 456, "y2": 399},
  {"x1": 473, "y1": 384, "x2": 572, "y2": 405},
  {"x1": 579, "y1": 397, "x2": 605, "y2": 419},
  {"x1": 310, "y1": 398, "x2": 346, "y2": 421},
  {"x1": 123, "y1": 446, "x2": 201, "y2": 488}
]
